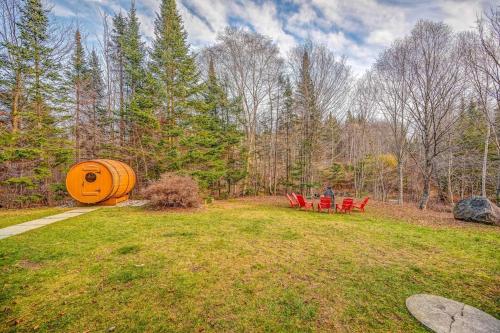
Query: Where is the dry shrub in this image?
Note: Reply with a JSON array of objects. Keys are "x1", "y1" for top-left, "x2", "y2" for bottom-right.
[{"x1": 142, "y1": 173, "x2": 201, "y2": 209}]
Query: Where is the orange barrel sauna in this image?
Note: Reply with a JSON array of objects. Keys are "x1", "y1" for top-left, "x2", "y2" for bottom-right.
[{"x1": 66, "y1": 159, "x2": 136, "y2": 206}]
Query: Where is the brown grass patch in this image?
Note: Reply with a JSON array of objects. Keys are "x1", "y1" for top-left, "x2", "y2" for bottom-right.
[{"x1": 16, "y1": 259, "x2": 42, "y2": 270}]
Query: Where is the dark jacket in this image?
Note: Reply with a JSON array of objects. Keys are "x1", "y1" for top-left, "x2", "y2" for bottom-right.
[{"x1": 324, "y1": 187, "x2": 335, "y2": 207}]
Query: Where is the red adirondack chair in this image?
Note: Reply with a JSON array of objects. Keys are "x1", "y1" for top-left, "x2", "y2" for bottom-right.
[
  {"x1": 295, "y1": 194, "x2": 314, "y2": 210},
  {"x1": 336, "y1": 198, "x2": 354, "y2": 213},
  {"x1": 353, "y1": 197, "x2": 370, "y2": 212},
  {"x1": 317, "y1": 197, "x2": 332, "y2": 213},
  {"x1": 286, "y1": 193, "x2": 299, "y2": 208}
]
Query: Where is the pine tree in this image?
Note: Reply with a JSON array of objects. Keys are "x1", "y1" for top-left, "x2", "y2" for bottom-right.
[
  {"x1": 122, "y1": 0, "x2": 158, "y2": 181},
  {"x1": 19, "y1": 0, "x2": 51, "y2": 129},
  {"x1": 180, "y1": 57, "x2": 242, "y2": 193},
  {"x1": 295, "y1": 50, "x2": 318, "y2": 193},
  {"x1": 71, "y1": 29, "x2": 88, "y2": 161},
  {"x1": 112, "y1": 12, "x2": 127, "y2": 145},
  {"x1": 1, "y1": 0, "x2": 72, "y2": 206},
  {"x1": 150, "y1": 0, "x2": 199, "y2": 172},
  {"x1": 279, "y1": 77, "x2": 295, "y2": 191},
  {"x1": 454, "y1": 100, "x2": 488, "y2": 198},
  {"x1": 211, "y1": 62, "x2": 245, "y2": 197},
  {"x1": 88, "y1": 49, "x2": 106, "y2": 157},
  {"x1": 123, "y1": 0, "x2": 144, "y2": 95}
]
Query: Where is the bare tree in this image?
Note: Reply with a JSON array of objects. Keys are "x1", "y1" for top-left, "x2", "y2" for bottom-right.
[
  {"x1": 404, "y1": 21, "x2": 464, "y2": 209},
  {"x1": 375, "y1": 39, "x2": 411, "y2": 204},
  {"x1": 348, "y1": 71, "x2": 378, "y2": 197},
  {"x1": 477, "y1": 8, "x2": 500, "y2": 202},
  {"x1": 289, "y1": 42, "x2": 352, "y2": 192},
  {"x1": 208, "y1": 28, "x2": 282, "y2": 193},
  {"x1": 0, "y1": 0, "x2": 22, "y2": 132},
  {"x1": 460, "y1": 31, "x2": 496, "y2": 197},
  {"x1": 289, "y1": 43, "x2": 352, "y2": 122},
  {"x1": 477, "y1": 8, "x2": 500, "y2": 108}
]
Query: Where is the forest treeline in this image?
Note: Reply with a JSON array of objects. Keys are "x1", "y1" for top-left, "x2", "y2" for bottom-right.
[{"x1": 0, "y1": 0, "x2": 499, "y2": 209}]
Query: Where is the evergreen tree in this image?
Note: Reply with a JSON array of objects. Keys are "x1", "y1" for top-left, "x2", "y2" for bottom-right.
[
  {"x1": 295, "y1": 50, "x2": 319, "y2": 193},
  {"x1": 71, "y1": 29, "x2": 88, "y2": 161},
  {"x1": 212, "y1": 65, "x2": 246, "y2": 197},
  {"x1": 280, "y1": 77, "x2": 295, "y2": 191},
  {"x1": 19, "y1": 0, "x2": 51, "y2": 129},
  {"x1": 454, "y1": 100, "x2": 488, "y2": 197},
  {"x1": 180, "y1": 58, "x2": 242, "y2": 193},
  {"x1": 88, "y1": 49, "x2": 107, "y2": 157},
  {"x1": 111, "y1": 12, "x2": 127, "y2": 145},
  {"x1": 150, "y1": 0, "x2": 200, "y2": 171},
  {"x1": 1, "y1": 0, "x2": 72, "y2": 206},
  {"x1": 122, "y1": 0, "x2": 158, "y2": 181},
  {"x1": 123, "y1": 0, "x2": 144, "y2": 95}
]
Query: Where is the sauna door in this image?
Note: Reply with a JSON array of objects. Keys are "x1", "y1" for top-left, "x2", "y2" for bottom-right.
[{"x1": 81, "y1": 163, "x2": 101, "y2": 196}]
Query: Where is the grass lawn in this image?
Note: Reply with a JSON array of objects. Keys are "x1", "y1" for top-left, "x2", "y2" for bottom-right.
[
  {"x1": 0, "y1": 199, "x2": 498, "y2": 332},
  {"x1": 0, "y1": 207, "x2": 69, "y2": 229}
]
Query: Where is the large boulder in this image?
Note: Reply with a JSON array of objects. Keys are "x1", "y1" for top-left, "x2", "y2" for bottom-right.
[{"x1": 453, "y1": 196, "x2": 500, "y2": 226}]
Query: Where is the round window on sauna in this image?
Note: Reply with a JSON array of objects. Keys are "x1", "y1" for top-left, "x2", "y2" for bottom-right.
[{"x1": 85, "y1": 172, "x2": 97, "y2": 183}]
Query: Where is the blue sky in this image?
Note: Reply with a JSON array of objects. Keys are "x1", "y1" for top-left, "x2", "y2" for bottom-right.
[{"x1": 48, "y1": 0, "x2": 495, "y2": 74}]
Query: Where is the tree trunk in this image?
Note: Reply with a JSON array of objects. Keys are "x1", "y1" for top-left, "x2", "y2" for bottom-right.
[
  {"x1": 285, "y1": 114, "x2": 290, "y2": 193},
  {"x1": 447, "y1": 150, "x2": 454, "y2": 205},
  {"x1": 11, "y1": 72, "x2": 22, "y2": 132},
  {"x1": 273, "y1": 95, "x2": 279, "y2": 195},
  {"x1": 119, "y1": 59, "x2": 125, "y2": 146},
  {"x1": 496, "y1": 172, "x2": 500, "y2": 205},
  {"x1": 92, "y1": 103, "x2": 98, "y2": 158},
  {"x1": 419, "y1": 177, "x2": 431, "y2": 209},
  {"x1": 419, "y1": 173, "x2": 431, "y2": 209},
  {"x1": 397, "y1": 159, "x2": 404, "y2": 205},
  {"x1": 242, "y1": 132, "x2": 254, "y2": 195},
  {"x1": 481, "y1": 124, "x2": 490, "y2": 197},
  {"x1": 34, "y1": 51, "x2": 42, "y2": 130},
  {"x1": 75, "y1": 81, "x2": 81, "y2": 161}
]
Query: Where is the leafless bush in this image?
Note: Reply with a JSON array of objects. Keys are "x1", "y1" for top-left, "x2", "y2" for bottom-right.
[{"x1": 142, "y1": 173, "x2": 201, "y2": 209}]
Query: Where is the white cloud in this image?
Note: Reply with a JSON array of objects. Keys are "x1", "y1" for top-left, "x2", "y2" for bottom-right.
[
  {"x1": 285, "y1": 0, "x2": 493, "y2": 74},
  {"x1": 440, "y1": 0, "x2": 481, "y2": 32},
  {"x1": 283, "y1": 0, "x2": 410, "y2": 74},
  {"x1": 231, "y1": 1, "x2": 297, "y2": 56},
  {"x1": 56, "y1": 0, "x2": 496, "y2": 75},
  {"x1": 139, "y1": 0, "x2": 229, "y2": 50},
  {"x1": 183, "y1": 0, "x2": 229, "y2": 33},
  {"x1": 136, "y1": 11, "x2": 155, "y2": 42},
  {"x1": 366, "y1": 29, "x2": 398, "y2": 47},
  {"x1": 309, "y1": 0, "x2": 407, "y2": 36},
  {"x1": 139, "y1": 0, "x2": 161, "y2": 13},
  {"x1": 173, "y1": 0, "x2": 298, "y2": 56},
  {"x1": 178, "y1": 2, "x2": 218, "y2": 47},
  {"x1": 306, "y1": 28, "x2": 378, "y2": 75},
  {"x1": 51, "y1": 3, "x2": 76, "y2": 17}
]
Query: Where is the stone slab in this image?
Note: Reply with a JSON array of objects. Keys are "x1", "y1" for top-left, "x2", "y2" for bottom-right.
[
  {"x1": 406, "y1": 294, "x2": 500, "y2": 333},
  {"x1": 69, "y1": 209, "x2": 100, "y2": 213},
  {"x1": 115, "y1": 200, "x2": 150, "y2": 207},
  {"x1": 0, "y1": 207, "x2": 100, "y2": 240},
  {"x1": 0, "y1": 226, "x2": 40, "y2": 239},
  {"x1": 0, "y1": 224, "x2": 43, "y2": 233},
  {"x1": 21, "y1": 218, "x2": 67, "y2": 226}
]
